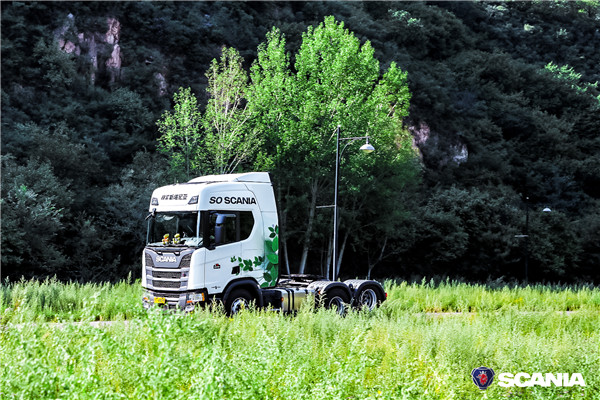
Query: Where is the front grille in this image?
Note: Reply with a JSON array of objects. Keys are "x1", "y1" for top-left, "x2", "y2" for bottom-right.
[
  {"x1": 179, "y1": 254, "x2": 192, "y2": 269},
  {"x1": 153, "y1": 280, "x2": 181, "y2": 289},
  {"x1": 153, "y1": 270, "x2": 182, "y2": 279},
  {"x1": 145, "y1": 269, "x2": 151, "y2": 287},
  {"x1": 150, "y1": 290, "x2": 181, "y2": 299},
  {"x1": 145, "y1": 250, "x2": 191, "y2": 290}
]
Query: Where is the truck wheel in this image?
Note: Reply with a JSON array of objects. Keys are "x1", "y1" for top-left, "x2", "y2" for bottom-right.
[
  {"x1": 355, "y1": 286, "x2": 381, "y2": 311},
  {"x1": 324, "y1": 288, "x2": 350, "y2": 316},
  {"x1": 225, "y1": 288, "x2": 253, "y2": 316}
]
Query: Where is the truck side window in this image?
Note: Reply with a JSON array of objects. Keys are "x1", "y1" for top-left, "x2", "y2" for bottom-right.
[
  {"x1": 240, "y1": 212, "x2": 254, "y2": 240},
  {"x1": 209, "y1": 211, "x2": 255, "y2": 247},
  {"x1": 211, "y1": 213, "x2": 236, "y2": 246}
]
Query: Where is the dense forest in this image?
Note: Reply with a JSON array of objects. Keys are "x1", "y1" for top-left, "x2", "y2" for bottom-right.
[{"x1": 2, "y1": 1, "x2": 599, "y2": 283}]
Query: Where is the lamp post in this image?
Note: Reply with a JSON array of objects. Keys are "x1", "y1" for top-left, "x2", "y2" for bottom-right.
[
  {"x1": 332, "y1": 125, "x2": 375, "y2": 281},
  {"x1": 515, "y1": 197, "x2": 552, "y2": 283}
]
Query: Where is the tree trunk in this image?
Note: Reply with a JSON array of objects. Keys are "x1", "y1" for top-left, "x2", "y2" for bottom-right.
[
  {"x1": 282, "y1": 236, "x2": 291, "y2": 276},
  {"x1": 276, "y1": 181, "x2": 291, "y2": 276},
  {"x1": 298, "y1": 180, "x2": 318, "y2": 274},
  {"x1": 367, "y1": 236, "x2": 388, "y2": 280},
  {"x1": 325, "y1": 233, "x2": 333, "y2": 280},
  {"x1": 335, "y1": 230, "x2": 349, "y2": 280}
]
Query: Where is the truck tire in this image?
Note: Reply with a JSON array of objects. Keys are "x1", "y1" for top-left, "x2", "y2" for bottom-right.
[
  {"x1": 354, "y1": 285, "x2": 383, "y2": 311},
  {"x1": 225, "y1": 288, "x2": 253, "y2": 316},
  {"x1": 323, "y1": 288, "x2": 351, "y2": 316}
]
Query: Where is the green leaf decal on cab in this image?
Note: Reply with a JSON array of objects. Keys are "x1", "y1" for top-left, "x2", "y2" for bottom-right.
[{"x1": 267, "y1": 253, "x2": 278, "y2": 264}]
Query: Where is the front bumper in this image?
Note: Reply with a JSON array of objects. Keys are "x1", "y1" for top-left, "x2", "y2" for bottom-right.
[{"x1": 142, "y1": 289, "x2": 207, "y2": 312}]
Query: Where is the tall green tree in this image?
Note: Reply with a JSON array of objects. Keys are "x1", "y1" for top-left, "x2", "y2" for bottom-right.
[
  {"x1": 203, "y1": 47, "x2": 261, "y2": 174},
  {"x1": 1, "y1": 155, "x2": 73, "y2": 279},
  {"x1": 249, "y1": 17, "x2": 415, "y2": 275},
  {"x1": 157, "y1": 47, "x2": 260, "y2": 179},
  {"x1": 156, "y1": 87, "x2": 202, "y2": 180}
]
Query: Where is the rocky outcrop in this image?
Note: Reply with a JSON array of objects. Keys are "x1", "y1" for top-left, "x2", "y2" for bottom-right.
[
  {"x1": 154, "y1": 72, "x2": 168, "y2": 97},
  {"x1": 56, "y1": 14, "x2": 80, "y2": 55},
  {"x1": 104, "y1": 17, "x2": 122, "y2": 83},
  {"x1": 54, "y1": 13, "x2": 168, "y2": 93},
  {"x1": 409, "y1": 121, "x2": 469, "y2": 166},
  {"x1": 105, "y1": 17, "x2": 120, "y2": 45},
  {"x1": 409, "y1": 121, "x2": 431, "y2": 147},
  {"x1": 58, "y1": 38, "x2": 79, "y2": 55},
  {"x1": 55, "y1": 14, "x2": 122, "y2": 85},
  {"x1": 105, "y1": 44, "x2": 121, "y2": 82},
  {"x1": 77, "y1": 32, "x2": 99, "y2": 84}
]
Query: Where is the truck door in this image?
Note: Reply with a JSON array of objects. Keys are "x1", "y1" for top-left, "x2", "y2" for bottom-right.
[{"x1": 204, "y1": 212, "x2": 242, "y2": 295}]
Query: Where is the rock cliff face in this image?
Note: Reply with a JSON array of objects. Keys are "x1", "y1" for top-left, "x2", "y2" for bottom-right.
[
  {"x1": 154, "y1": 72, "x2": 168, "y2": 97},
  {"x1": 55, "y1": 13, "x2": 168, "y2": 95},
  {"x1": 409, "y1": 121, "x2": 469, "y2": 166},
  {"x1": 104, "y1": 17, "x2": 122, "y2": 83},
  {"x1": 55, "y1": 14, "x2": 122, "y2": 85},
  {"x1": 105, "y1": 17, "x2": 120, "y2": 45}
]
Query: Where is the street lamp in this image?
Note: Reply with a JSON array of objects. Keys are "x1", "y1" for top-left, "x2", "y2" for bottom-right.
[
  {"x1": 515, "y1": 197, "x2": 552, "y2": 283},
  {"x1": 332, "y1": 125, "x2": 375, "y2": 281}
]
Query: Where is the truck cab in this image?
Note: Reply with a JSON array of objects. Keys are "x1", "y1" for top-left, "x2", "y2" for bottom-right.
[{"x1": 142, "y1": 172, "x2": 278, "y2": 311}]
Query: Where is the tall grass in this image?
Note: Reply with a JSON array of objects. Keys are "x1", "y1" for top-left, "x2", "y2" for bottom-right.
[
  {"x1": 0, "y1": 276, "x2": 144, "y2": 324},
  {"x1": 1, "y1": 279, "x2": 600, "y2": 398},
  {"x1": 383, "y1": 278, "x2": 600, "y2": 314},
  {"x1": 1, "y1": 304, "x2": 598, "y2": 399},
  {"x1": 1, "y1": 278, "x2": 599, "y2": 324}
]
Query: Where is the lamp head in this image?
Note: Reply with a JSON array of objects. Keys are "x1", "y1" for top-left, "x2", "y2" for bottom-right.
[{"x1": 360, "y1": 138, "x2": 375, "y2": 153}]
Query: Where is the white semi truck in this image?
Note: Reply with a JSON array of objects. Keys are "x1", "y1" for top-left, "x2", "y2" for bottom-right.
[{"x1": 142, "y1": 172, "x2": 386, "y2": 314}]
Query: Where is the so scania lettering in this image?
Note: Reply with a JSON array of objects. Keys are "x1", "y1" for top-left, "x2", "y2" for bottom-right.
[
  {"x1": 498, "y1": 372, "x2": 586, "y2": 387},
  {"x1": 209, "y1": 196, "x2": 257, "y2": 205}
]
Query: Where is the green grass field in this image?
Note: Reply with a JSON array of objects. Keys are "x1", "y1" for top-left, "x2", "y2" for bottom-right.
[{"x1": 1, "y1": 279, "x2": 599, "y2": 399}]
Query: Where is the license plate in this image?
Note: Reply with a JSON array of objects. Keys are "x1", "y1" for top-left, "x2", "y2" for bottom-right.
[{"x1": 154, "y1": 297, "x2": 166, "y2": 304}]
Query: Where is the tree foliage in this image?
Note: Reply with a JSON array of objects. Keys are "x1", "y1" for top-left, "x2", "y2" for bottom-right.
[
  {"x1": 1, "y1": 2, "x2": 599, "y2": 282},
  {"x1": 248, "y1": 17, "x2": 416, "y2": 275},
  {"x1": 203, "y1": 47, "x2": 260, "y2": 174},
  {"x1": 156, "y1": 87, "x2": 202, "y2": 180},
  {"x1": 157, "y1": 47, "x2": 260, "y2": 179},
  {"x1": 1, "y1": 156, "x2": 71, "y2": 278}
]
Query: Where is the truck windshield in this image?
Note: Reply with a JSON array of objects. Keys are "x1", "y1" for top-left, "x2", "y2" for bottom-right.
[{"x1": 147, "y1": 212, "x2": 202, "y2": 247}]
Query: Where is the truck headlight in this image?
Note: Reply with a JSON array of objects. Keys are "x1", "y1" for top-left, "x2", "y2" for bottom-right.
[{"x1": 188, "y1": 293, "x2": 205, "y2": 302}]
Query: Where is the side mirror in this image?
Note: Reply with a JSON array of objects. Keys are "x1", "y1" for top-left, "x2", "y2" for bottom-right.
[{"x1": 145, "y1": 208, "x2": 157, "y2": 221}]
